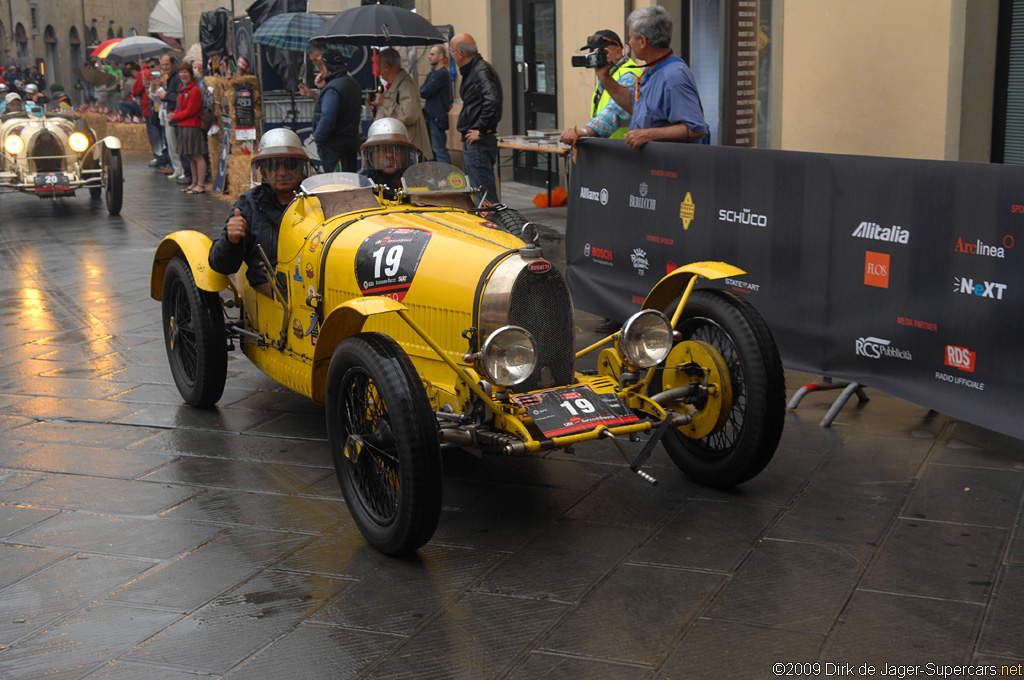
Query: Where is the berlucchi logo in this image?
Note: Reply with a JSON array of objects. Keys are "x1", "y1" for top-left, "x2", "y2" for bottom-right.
[
  {"x1": 679, "y1": 192, "x2": 695, "y2": 230},
  {"x1": 853, "y1": 221, "x2": 910, "y2": 244}
]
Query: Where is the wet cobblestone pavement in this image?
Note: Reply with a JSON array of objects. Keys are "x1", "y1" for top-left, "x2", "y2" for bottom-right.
[{"x1": 0, "y1": 154, "x2": 1022, "y2": 678}]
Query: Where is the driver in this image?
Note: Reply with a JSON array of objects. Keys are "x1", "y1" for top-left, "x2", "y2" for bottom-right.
[
  {"x1": 4, "y1": 92, "x2": 24, "y2": 114},
  {"x1": 209, "y1": 128, "x2": 312, "y2": 296},
  {"x1": 359, "y1": 117, "x2": 423, "y2": 194}
]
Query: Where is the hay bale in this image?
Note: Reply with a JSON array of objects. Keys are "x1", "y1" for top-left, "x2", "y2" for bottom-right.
[
  {"x1": 204, "y1": 75, "x2": 261, "y2": 205},
  {"x1": 81, "y1": 112, "x2": 108, "y2": 138},
  {"x1": 108, "y1": 122, "x2": 150, "y2": 154}
]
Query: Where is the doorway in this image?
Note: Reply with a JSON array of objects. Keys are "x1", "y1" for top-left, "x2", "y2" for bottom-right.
[{"x1": 510, "y1": 0, "x2": 557, "y2": 187}]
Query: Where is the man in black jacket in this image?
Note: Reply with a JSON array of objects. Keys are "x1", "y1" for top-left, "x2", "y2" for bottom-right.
[
  {"x1": 311, "y1": 49, "x2": 362, "y2": 172},
  {"x1": 451, "y1": 33, "x2": 502, "y2": 203},
  {"x1": 209, "y1": 129, "x2": 311, "y2": 296}
]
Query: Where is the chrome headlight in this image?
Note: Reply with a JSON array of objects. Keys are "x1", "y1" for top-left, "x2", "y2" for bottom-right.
[
  {"x1": 620, "y1": 309, "x2": 673, "y2": 367},
  {"x1": 69, "y1": 132, "x2": 90, "y2": 153},
  {"x1": 4, "y1": 134, "x2": 24, "y2": 155},
  {"x1": 479, "y1": 325, "x2": 537, "y2": 386}
]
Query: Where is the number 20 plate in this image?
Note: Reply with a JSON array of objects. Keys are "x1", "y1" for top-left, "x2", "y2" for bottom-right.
[{"x1": 515, "y1": 385, "x2": 639, "y2": 438}]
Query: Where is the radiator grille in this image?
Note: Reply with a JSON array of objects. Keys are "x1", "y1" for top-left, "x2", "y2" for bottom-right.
[
  {"x1": 30, "y1": 130, "x2": 65, "y2": 173},
  {"x1": 507, "y1": 267, "x2": 574, "y2": 393}
]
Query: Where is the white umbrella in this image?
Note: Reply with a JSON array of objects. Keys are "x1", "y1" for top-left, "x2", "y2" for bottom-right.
[
  {"x1": 107, "y1": 36, "x2": 175, "y2": 61},
  {"x1": 149, "y1": 0, "x2": 183, "y2": 39}
]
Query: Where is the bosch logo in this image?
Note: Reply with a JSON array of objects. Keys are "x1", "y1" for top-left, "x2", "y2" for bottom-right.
[
  {"x1": 944, "y1": 345, "x2": 975, "y2": 372},
  {"x1": 527, "y1": 260, "x2": 552, "y2": 274},
  {"x1": 592, "y1": 247, "x2": 613, "y2": 261},
  {"x1": 584, "y1": 243, "x2": 591, "y2": 256},
  {"x1": 954, "y1": 277, "x2": 1007, "y2": 300}
]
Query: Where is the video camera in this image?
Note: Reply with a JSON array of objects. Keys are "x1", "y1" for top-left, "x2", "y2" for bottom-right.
[{"x1": 571, "y1": 48, "x2": 609, "y2": 69}]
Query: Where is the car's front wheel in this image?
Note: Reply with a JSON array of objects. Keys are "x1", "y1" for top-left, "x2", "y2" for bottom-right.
[
  {"x1": 104, "y1": 148, "x2": 123, "y2": 215},
  {"x1": 660, "y1": 289, "x2": 785, "y2": 487},
  {"x1": 161, "y1": 256, "x2": 227, "y2": 407},
  {"x1": 326, "y1": 333, "x2": 442, "y2": 556}
]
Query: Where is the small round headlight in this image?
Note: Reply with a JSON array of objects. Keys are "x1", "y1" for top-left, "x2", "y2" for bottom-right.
[
  {"x1": 620, "y1": 309, "x2": 673, "y2": 368},
  {"x1": 479, "y1": 325, "x2": 537, "y2": 387},
  {"x1": 69, "y1": 133, "x2": 90, "y2": 153},
  {"x1": 4, "y1": 134, "x2": 24, "y2": 155}
]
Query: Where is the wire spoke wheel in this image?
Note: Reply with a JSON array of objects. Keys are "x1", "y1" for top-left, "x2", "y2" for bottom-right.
[
  {"x1": 660, "y1": 289, "x2": 785, "y2": 487},
  {"x1": 160, "y1": 256, "x2": 227, "y2": 407},
  {"x1": 327, "y1": 333, "x2": 442, "y2": 555}
]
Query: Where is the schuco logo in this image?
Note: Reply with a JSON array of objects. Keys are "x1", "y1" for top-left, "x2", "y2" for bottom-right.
[
  {"x1": 527, "y1": 260, "x2": 552, "y2": 274},
  {"x1": 944, "y1": 345, "x2": 975, "y2": 372}
]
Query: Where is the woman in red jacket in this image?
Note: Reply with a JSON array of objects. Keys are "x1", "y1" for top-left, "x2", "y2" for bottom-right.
[{"x1": 170, "y1": 63, "x2": 207, "y2": 194}]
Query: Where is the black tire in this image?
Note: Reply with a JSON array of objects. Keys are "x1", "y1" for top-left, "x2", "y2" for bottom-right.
[
  {"x1": 104, "y1": 148, "x2": 123, "y2": 215},
  {"x1": 326, "y1": 333, "x2": 442, "y2": 556},
  {"x1": 84, "y1": 149, "x2": 101, "y2": 198},
  {"x1": 161, "y1": 256, "x2": 227, "y2": 407},
  {"x1": 486, "y1": 206, "x2": 529, "y2": 240},
  {"x1": 660, "y1": 289, "x2": 785, "y2": 487}
]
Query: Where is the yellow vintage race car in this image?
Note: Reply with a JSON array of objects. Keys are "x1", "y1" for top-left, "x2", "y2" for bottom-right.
[
  {"x1": 151, "y1": 162, "x2": 785, "y2": 555},
  {"x1": 0, "y1": 108, "x2": 123, "y2": 214}
]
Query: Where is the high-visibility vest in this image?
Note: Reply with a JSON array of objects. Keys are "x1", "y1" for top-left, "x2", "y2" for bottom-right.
[{"x1": 591, "y1": 58, "x2": 644, "y2": 139}]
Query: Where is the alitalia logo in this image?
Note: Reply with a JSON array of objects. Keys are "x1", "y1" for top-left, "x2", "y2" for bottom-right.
[{"x1": 853, "y1": 221, "x2": 910, "y2": 244}]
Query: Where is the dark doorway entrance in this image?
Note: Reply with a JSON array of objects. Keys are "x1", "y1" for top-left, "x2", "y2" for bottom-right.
[{"x1": 510, "y1": 0, "x2": 557, "y2": 187}]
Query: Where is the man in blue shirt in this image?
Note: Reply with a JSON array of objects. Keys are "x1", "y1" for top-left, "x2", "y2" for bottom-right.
[
  {"x1": 596, "y1": 5, "x2": 707, "y2": 148},
  {"x1": 420, "y1": 44, "x2": 453, "y2": 164}
]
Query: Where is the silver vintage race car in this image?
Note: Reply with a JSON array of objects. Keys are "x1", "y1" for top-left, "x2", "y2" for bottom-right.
[{"x1": 0, "y1": 108, "x2": 123, "y2": 214}]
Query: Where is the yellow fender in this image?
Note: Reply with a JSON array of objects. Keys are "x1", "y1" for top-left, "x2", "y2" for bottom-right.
[
  {"x1": 642, "y1": 261, "x2": 746, "y2": 312},
  {"x1": 311, "y1": 297, "x2": 409, "y2": 403},
  {"x1": 151, "y1": 230, "x2": 234, "y2": 301}
]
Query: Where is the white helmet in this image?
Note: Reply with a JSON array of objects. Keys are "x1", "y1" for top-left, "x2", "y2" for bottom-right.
[
  {"x1": 251, "y1": 127, "x2": 310, "y2": 186},
  {"x1": 24, "y1": 83, "x2": 38, "y2": 95},
  {"x1": 360, "y1": 117, "x2": 420, "y2": 178},
  {"x1": 0, "y1": 83, "x2": 7, "y2": 93}
]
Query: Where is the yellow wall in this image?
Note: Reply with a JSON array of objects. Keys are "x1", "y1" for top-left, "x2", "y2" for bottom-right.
[{"x1": 778, "y1": 0, "x2": 960, "y2": 160}]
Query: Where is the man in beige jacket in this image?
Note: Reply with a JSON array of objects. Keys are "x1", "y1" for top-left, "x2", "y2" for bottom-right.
[{"x1": 368, "y1": 48, "x2": 432, "y2": 160}]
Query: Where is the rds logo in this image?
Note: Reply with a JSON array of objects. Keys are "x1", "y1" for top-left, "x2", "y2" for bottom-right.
[{"x1": 944, "y1": 345, "x2": 975, "y2": 372}]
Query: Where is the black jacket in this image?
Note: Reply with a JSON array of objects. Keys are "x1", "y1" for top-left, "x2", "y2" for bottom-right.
[
  {"x1": 457, "y1": 55, "x2": 502, "y2": 137},
  {"x1": 420, "y1": 66, "x2": 452, "y2": 129},
  {"x1": 312, "y1": 69, "x2": 362, "y2": 152},
  {"x1": 208, "y1": 183, "x2": 289, "y2": 288}
]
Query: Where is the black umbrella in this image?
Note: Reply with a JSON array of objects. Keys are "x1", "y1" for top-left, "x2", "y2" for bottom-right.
[{"x1": 314, "y1": 4, "x2": 445, "y2": 46}]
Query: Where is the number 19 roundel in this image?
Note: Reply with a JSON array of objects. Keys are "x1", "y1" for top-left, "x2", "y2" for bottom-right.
[{"x1": 355, "y1": 228, "x2": 432, "y2": 302}]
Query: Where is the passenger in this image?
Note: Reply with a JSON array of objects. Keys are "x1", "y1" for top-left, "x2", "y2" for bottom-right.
[
  {"x1": 208, "y1": 128, "x2": 311, "y2": 296},
  {"x1": 0, "y1": 84, "x2": 8, "y2": 114},
  {"x1": 359, "y1": 117, "x2": 423, "y2": 194}
]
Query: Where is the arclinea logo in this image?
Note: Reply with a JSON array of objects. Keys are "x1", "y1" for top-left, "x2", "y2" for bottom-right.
[
  {"x1": 944, "y1": 345, "x2": 975, "y2": 372},
  {"x1": 864, "y1": 251, "x2": 890, "y2": 288},
  {"x1": 679, "y1": 192, "x2": 695, "y2": 230}
]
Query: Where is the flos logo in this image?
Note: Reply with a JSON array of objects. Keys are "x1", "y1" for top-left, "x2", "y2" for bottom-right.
[
  {"x1": 629, "y1": 182, "x2": 656, "y2": 211},
  {"x1": 864, "y1": 251, "x2": 890, "y2": 288},
  {"x1": 718, "y1": 208, "x2": 767, "y2": 227},
  {"x1": 630, "y1": 248, "x2": 650, "y2": 276},
  {"x1": 944, "y1": 345, "x2": 976, "y2": 373},
  {"x1": 855, "y1": 336, "x2": 912, "y2": 361},
  {"x1": 954, "y1": 277, "x2": 1007, "y2": 300},
  {"x1": 853, "y1": 221, "x2": 910, "y2": 244},
  {"x1": 580, "y1": 187, "x2": 609, "y2": 205},
  {"x1": 584, "y1": 243, "x2": 613, "y2": 266},
  {"x1": 954, "y1": 236, "x2": 1013, "y2": 259}
]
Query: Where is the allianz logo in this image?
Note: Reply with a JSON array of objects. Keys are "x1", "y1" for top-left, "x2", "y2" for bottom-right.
[
  {"x1": 853, "y1": 221, "x2": 909, "y2": 244},
  {"x1": 855, "y1": 336, "x2": 912, "y2": 360},
  {"x1": 718, "y1": 208, "x2": 767, "y2": 227},
  {"x1": 580, "y1": 187, "x2": 609, "y2": 205}
]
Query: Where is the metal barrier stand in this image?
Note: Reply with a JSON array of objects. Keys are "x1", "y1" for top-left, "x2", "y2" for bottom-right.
[{"x1": 787, "y1": 377, "x2": 870, "y2": 428}]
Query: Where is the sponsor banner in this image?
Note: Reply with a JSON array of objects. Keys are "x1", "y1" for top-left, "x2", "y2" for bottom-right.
[{"x1": 566, "y1": 139, "x2": 1024, "y2": 441}]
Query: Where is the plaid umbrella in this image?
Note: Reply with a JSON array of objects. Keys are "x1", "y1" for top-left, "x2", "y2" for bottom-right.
[{"x1": 253, "y1": 12, "x2": 324, "y2": 52}]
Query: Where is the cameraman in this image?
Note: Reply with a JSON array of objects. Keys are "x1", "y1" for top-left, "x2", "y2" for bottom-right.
[{"x1": 559, "y1": 30, "x2": 642, "y2": 145}]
